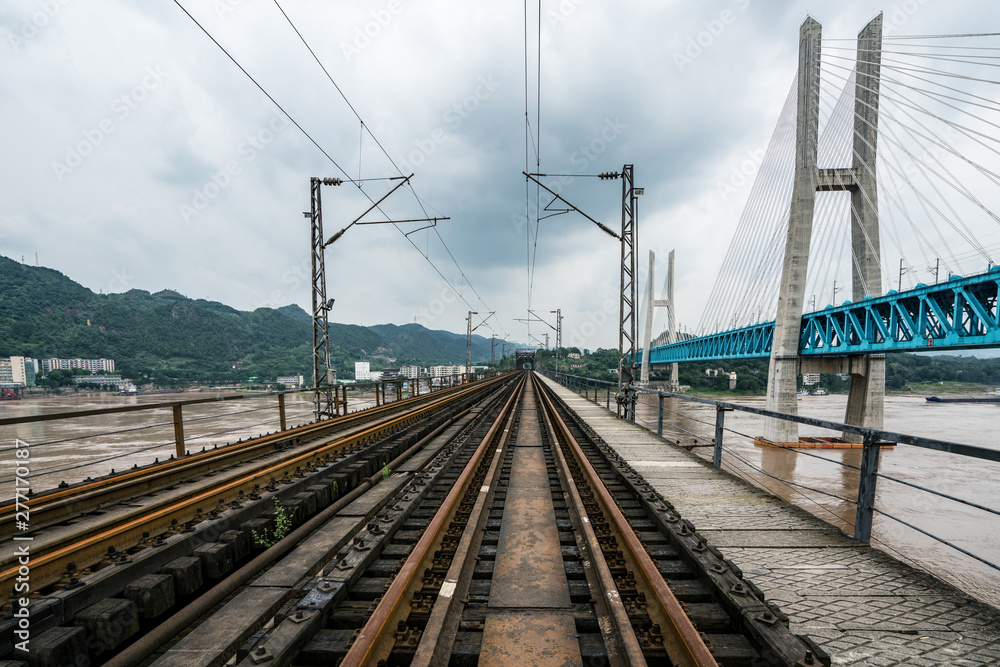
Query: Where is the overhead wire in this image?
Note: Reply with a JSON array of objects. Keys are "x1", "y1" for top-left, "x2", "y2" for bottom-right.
[{"x1": 175, "y1": 0, "x2": 508, "y2": 339}]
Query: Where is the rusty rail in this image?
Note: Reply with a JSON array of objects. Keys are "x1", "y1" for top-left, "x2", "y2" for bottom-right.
[{"x1": 536, "y1": 376, "x2": 720, "y2": 667}]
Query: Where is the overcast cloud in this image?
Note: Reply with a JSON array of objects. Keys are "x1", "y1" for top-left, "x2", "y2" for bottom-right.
[{"x1": 1, "y1": 0, "x2": 996, "y2": 353}]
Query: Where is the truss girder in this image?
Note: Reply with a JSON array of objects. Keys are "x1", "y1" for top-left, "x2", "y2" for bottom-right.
[{"x1": 637, "y1": 269, "x2": 1000, "y2": 365}]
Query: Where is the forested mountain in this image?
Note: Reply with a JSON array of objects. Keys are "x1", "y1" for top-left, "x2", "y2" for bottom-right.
[{"x1": 0, "y1": 256, "x2": 503, "y2": 385}]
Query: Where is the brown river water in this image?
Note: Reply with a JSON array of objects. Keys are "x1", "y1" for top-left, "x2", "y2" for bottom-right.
[{"x1": 1, "y1": 388, "x2": 998, "y2": 608}]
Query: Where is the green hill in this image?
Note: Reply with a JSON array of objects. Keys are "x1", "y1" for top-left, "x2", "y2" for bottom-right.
[{"x1": 0, "y1": 256, "x2": 508, "y2": 385}]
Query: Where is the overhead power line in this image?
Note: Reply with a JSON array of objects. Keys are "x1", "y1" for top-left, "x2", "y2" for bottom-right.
[{"x1": 172, "y1": 0, "x2": 506, "y2": 338}]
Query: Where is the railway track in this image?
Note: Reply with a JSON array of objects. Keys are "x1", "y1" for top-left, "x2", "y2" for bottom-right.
[
  {"x1": 3, "y1": 372, "x2": 829, "y2": 666},
  {"x1": 0, "y1": 374, "x2": 514, "y2": 659}
]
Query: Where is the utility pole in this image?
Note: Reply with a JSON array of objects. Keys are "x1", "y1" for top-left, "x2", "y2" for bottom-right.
[
  {"x1": 600, "y1": 166, "x2": 639, "y2": 419},
  {"x1": 310, "y1": 172, "x2": 444, "y2": 421},
  {"x1": 466, "y1": 311, "x2": 476, "y2": 375},
  {"x1": 552, "y1": 309, "x2": 562, "y2": 372},
  {"x1": 308, "y1": 176, "x2": 342, "y2": 422},
  {"x1": 491, "y1": 334, "x2": 497, "y2": 366},
  {"x1": 466, "y1": 311, "x2": 494, "y2": 374}
]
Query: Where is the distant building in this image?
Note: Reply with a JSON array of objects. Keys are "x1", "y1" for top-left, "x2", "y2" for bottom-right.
[
  {"x1": 430, "y1": 365, "x2": 464, "y2": 378},
  {"x1": 369, "y1": 371, "x2": 384, "y2": 381},
  {"x1": 277, "y1": 375, "x2": 305, "y2": 388},
  {"x1": 354, "y1": 361, "x2": 371, "y2": 381},
  {"x1": 41, "y1": 358, "x2": 115, "y2": 373},
  {"x1": 72, "y1": 374, "x2": 128, "y2": 388},
  {"x1": 567, "y1": 352, "x2": 582, "y2": 359},
  {"x1": 381, "y1": 367, "x2": 400, "y2": 381},
  {"x1": 0, "y1": 357, "x2": 36, "y2": 387},
  {"x1": 801, "y1": 373, "x2": 821, "y2": 386},
  {"x1": 399, "y1": 365, "x2": 423, "y2": 379}
]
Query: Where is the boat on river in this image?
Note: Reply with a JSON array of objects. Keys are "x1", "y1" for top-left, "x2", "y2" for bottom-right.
[{"x1": 926, "y1": 391, "x2": 1000, "y2": 403}]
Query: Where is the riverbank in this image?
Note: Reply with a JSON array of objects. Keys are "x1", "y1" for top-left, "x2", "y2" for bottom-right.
[{"x1": 673, "y1": 379, "x2": 998, "y2": 400}]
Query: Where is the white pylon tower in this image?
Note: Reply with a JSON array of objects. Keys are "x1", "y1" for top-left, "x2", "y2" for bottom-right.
[
  {"x1": 764, "y1": 15, "x2": 883, "y2": 442},
  {"x1": 641, "y1": 250, "x2": 673, "y2": 387}
]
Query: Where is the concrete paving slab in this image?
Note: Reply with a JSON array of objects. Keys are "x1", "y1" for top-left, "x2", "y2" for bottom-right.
[
  {"x1": 479, "y1": 613, "x2": 583, "y2": 667},
  {"x1": 491, "y1": 395, "x2": 572, "y2": 609}
]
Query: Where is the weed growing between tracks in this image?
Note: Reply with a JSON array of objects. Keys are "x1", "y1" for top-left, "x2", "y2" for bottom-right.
[{"x1": 251, "y1": 500, "x2": 292, "y2": 548}]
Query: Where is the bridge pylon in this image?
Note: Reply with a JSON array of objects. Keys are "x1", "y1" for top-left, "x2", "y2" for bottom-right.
[{"x1": 765, "y1": 14, "x2": 884, "y2": 442}]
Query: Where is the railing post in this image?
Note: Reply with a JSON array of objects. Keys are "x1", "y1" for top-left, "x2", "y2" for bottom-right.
[
  {"x1": 657, "y1": 394, "x2": 664, "y2": 436},
  {"x1": 333, "y1": 383, "x2": 340, "y2": 416},
  {"x1": 172, "y1": 405, "x2": 185, "y2": 458},
  {"x1": 606, "y1": 385, "x2": 610, "y2": 410},
  {"x1": 397, "y1": 380, "x2": 402, "y2": 402},
  {"x1": 342, "y1": 385, "x2": 348, "y2": 414},
  {"x1": 375, "y1": 382, "x2": 381, "y2": 406},
  {"x1": 855, "y1": 432, "x2": 883, "y2": 544},
  {"x1": 713, "y1": 407, "x2": 731, "y2": 469},
  {"x1": 278, "y1": 394, "x2": 287, "y2": 431}
]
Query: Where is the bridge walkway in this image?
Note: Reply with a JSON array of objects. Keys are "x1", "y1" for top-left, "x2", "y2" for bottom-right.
[{"x1": 538, "y1": 374, "x2": 1000, "y2": 665}]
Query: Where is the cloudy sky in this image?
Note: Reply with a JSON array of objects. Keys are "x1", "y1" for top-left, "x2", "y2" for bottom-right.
[{"x1": 2, "y1": 0, "x2": 997, "y2": 352}]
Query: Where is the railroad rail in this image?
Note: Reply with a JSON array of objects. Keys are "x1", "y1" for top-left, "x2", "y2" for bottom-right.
[{"x1": 2, "y1": 372, "x2": 827, "y2": 666}]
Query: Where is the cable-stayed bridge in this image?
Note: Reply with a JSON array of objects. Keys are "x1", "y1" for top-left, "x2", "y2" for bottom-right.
[{"x1": 634, "y1": 14, "x2": 1000, "y2": 443}]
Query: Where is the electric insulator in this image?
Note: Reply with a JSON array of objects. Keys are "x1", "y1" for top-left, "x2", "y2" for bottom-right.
[
  {"x1": 598, "y1": 171, "x2": 619, "y2": 180},
  {"x1": 322, "y1": 177, "x2": 343, "y2": 186}
]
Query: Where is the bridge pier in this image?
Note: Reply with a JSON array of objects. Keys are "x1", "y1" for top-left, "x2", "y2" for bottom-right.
[
  {"x1": 844, "y1": 355, "x2": 885, "y2": 435},
  {"x1": 801, "y1": 355, "x2": 885, "y2": 436}
]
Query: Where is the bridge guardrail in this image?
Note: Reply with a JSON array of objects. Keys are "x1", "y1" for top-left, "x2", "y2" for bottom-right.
[
  {"x1": 544, "y1": 370, "x2": 1000, "y2": 577},
  {"x1": 0, "y1": 372, "x2": 493, "y2": 491}
]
